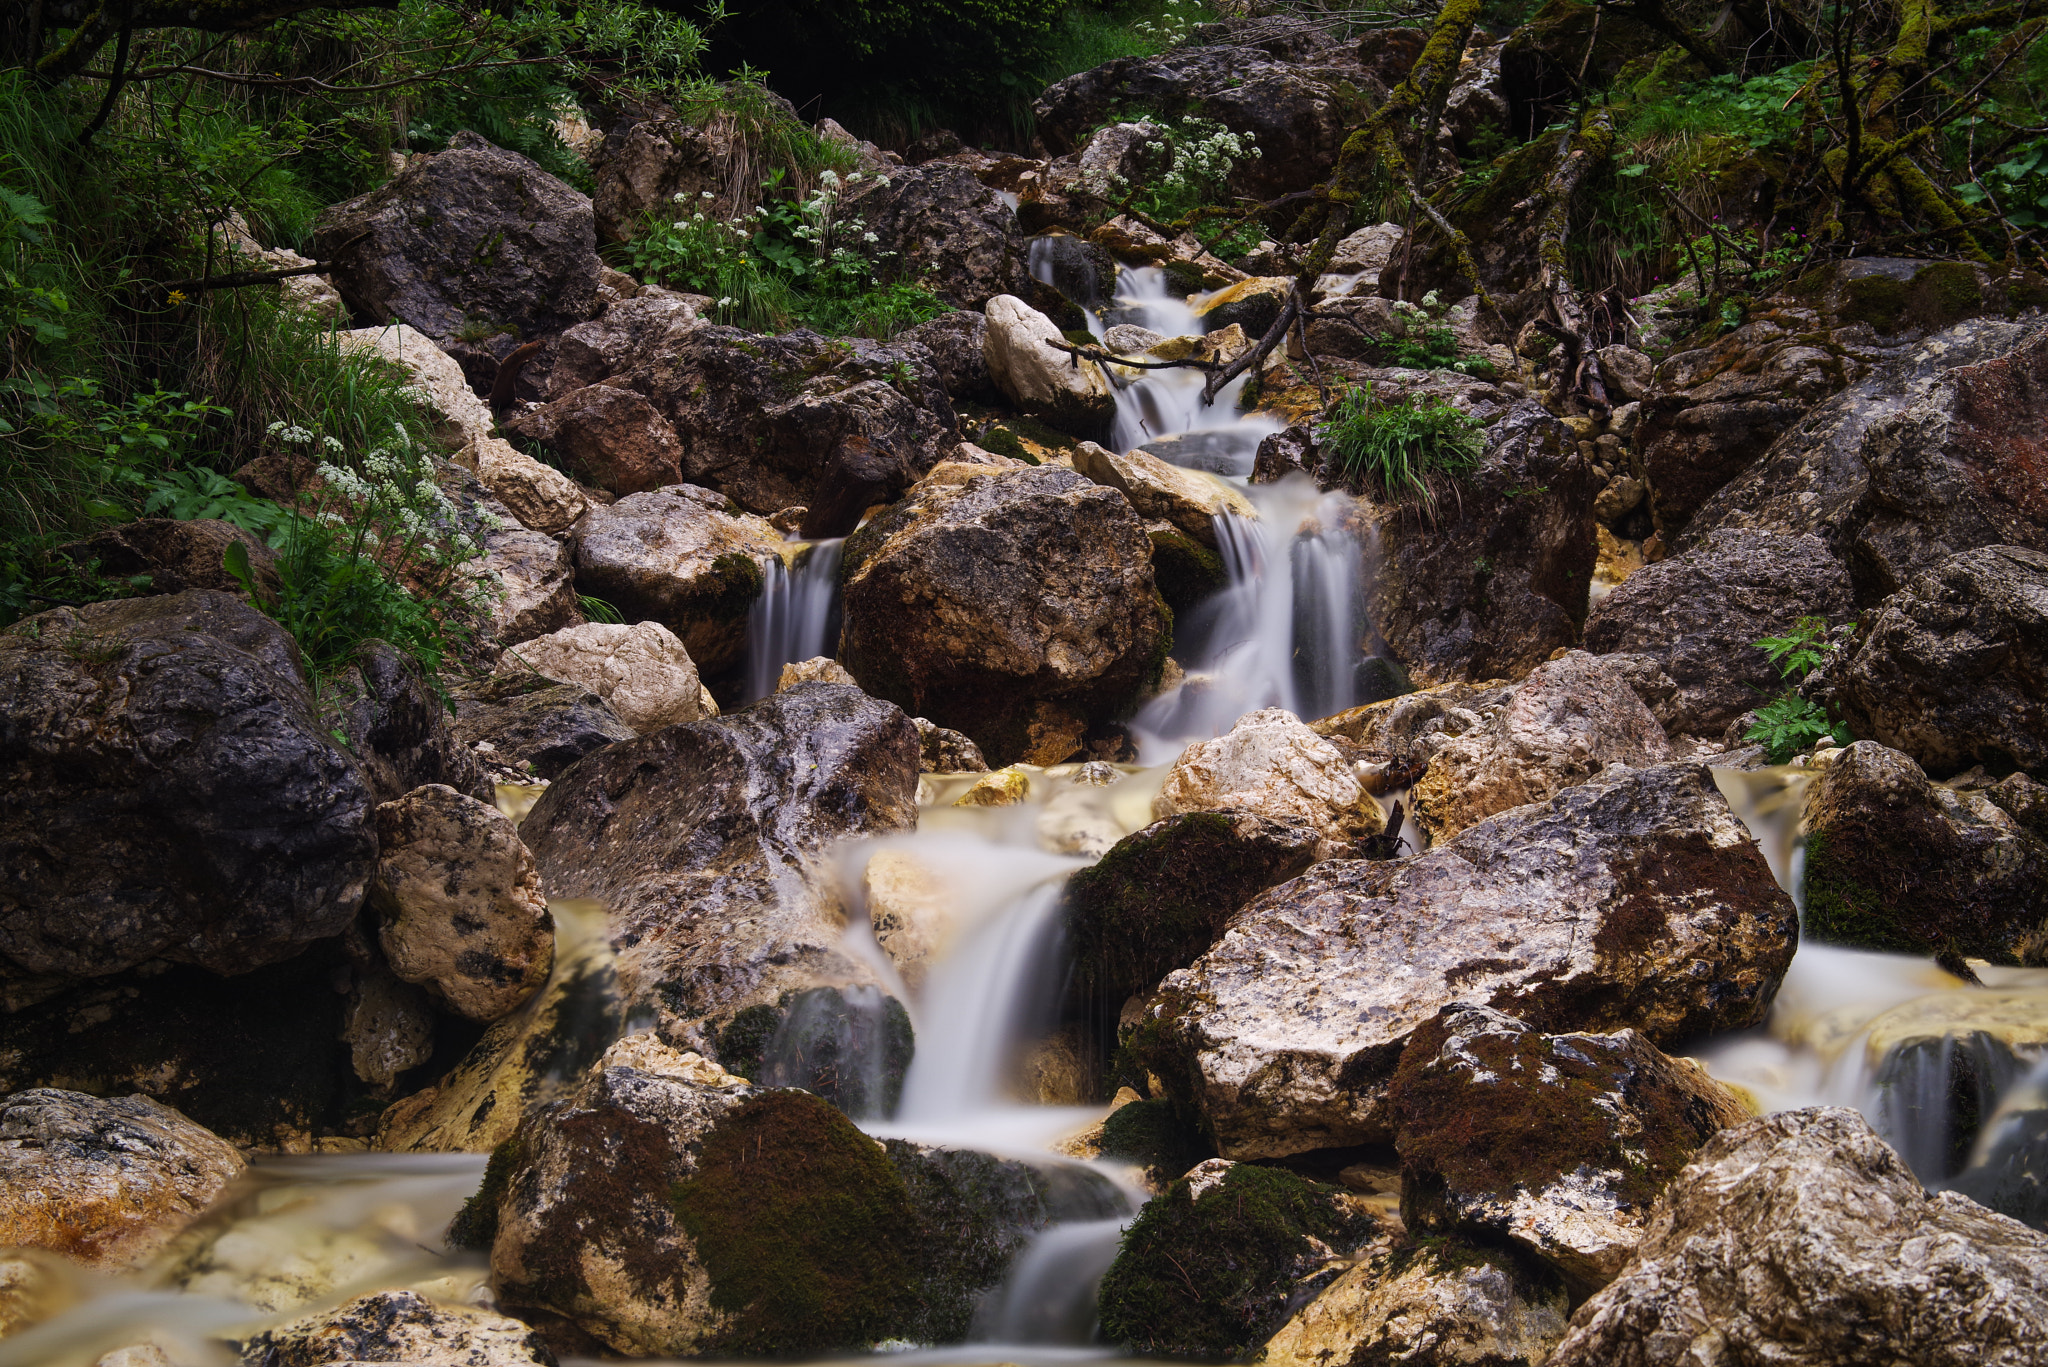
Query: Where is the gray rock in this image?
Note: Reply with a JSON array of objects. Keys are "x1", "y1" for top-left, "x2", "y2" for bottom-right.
[
  {"x1": 1548, "y1": 1107, "x2": 2048, "y2": 1367},
  {"x1": 515, "y1": 290, "x2": 703, "y2": 404},
  {"x1": 245, "y1": 1288, "x2": 555, "y2": 1366},
  {"x1": 0, "y1": 591, "x2": 374, "y2": 980},
  {"x1": 589, "y1": 105, "x2": 725, "y2": 244},
  {"x1": 451, "y1": 674, "x2": 634, "y2": 782},
  {"x1": 1584, "y1": 528, "x2": 1855, "y2": 736},
  {"x1": 1832, "y1": 545, "x2": 2048, "y2": 780},
  {"x1": 0, "y1": 1089, "x2": 245, "y2": 1269},
  {"x1": 1134, "y1": 762, "x2": 1797, "y2": 1158},
  {"x1": 329, "y1": 641, "x2": 492, "y2": 806},
  {"x1": 58, "y1": 518, "x2": 279, "y2": 599},
  {"x1": 1683, "y1": 318, "x2": 2048, "y2": 604},
  {"x1": 841, "y1": 163, "x2": 1028, "y2": 310},
  {"x1": 897, "y1": 310, "x2": 995, "y2": 402},
  {"x1": 839, "y1": 465, "x2": 1168, "y2": 767},
  {"x1": 520, "y1": 683, "x2": 920, "y2": 1053},
  {"x1": 314, "y1": 131, "x2": 601, "y2": 349}
]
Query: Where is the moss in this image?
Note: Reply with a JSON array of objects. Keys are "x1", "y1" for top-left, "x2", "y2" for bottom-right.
[
  {"x1": 447, "y1": 1135, "x2": 524, "y2": 1250},
  {"x1": 1099, "y1": 1098, "x2": 1210, "y2": 1172},
  {"x1": 1146, "y1": 527, "x2": 1226, "y2": 616},
  {"x1": 1839, "y1": 274, "x2": 1910, "y2": 333},
  {"x1": 714, "y1": 1003, "x2": 782, "y2": 1083},
  {"x1": 1905, "y1": 262, "x2": 1985, "y2": 330},
  {"x1": 975, "y1": 424, "x2": 1038, "y2": 464},
  {"x1": 1098, "y1": 1162, "x2": 1376, "y2": 1359},
  {"x1": 701, "y1": 552, "x2": 767, "y2": 623},
  {"x1": 673, "y1": 1090, "x2": 922, "y2": 1355}
]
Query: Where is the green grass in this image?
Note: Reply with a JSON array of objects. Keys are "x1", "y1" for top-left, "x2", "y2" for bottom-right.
[{"x1": 1316, "y1": 384, "x2": 1486, "y2": 509}]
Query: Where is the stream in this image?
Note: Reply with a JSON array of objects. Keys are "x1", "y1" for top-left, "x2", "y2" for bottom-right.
[{"x1": 12, "y1": 246, "x2": 2043, "y2": 1367}]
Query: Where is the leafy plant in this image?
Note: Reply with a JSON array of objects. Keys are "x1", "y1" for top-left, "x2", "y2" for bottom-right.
[
  {"x1": 1385, "y1": 292, "x2": 1495, "y2": 377},
  {"x1": 1744, "y1": 616, "x2": 1853, "y2": 762},
  {"x1": 1092, "y1": 115, "x2": 1261, "y2": 224},
  {"x1": 1316, "y1": 383, "x2": 1486, "y2": 511}
]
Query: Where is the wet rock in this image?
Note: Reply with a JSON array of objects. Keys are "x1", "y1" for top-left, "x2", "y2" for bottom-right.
[
  {"x1": 0, "y1": 1090, "x2": 244, "y2": 1268},
  {"x1": 1991, "y1": 770, "x2": 2048, "y2": 839},
  {"x1": 1391, "y1": 1005, "x2": 1750, "y2": 1288},
  {"x1": 839, "y1": 465, "x2": 1167, "y2": 766},
  {"x1": 503, "y1": 620, "x2": 706, "y2": 735},
  {"x1": 1134, "y1": 762, "x2": 1797, "y2": 1158},
  {"x1": 777, "y1": 656, "x2": 856, "y2": 690},
  {"x1": 982, "y1": 294, "x2": 1115, "y2": 442},
  {"x1": 314, "y1": 131, "x2": 600, "y2": 347},
  {"x1": 565, "y1": 494, "x2": 782, "y2": 679},
  {"x1": 1200, "y1": 276, "x2": 1293, "y2": 338},
  {"x1": 913, "y1": 717, "x2": 988, "y2": 772},
  {"x1": 0, "y1": 591, "x2": 374, "y2": 981},
  {"x1": 520, "y1": 684, "x2": 919, "y2": 1052},
  {"x1": 1312, "y1": 221, "x2": 1405, "y2": 296},
  {"x1": 1366, "y1": 401, "x2": 1597, "y2": 686},
  {"x1": 1261, "y1": 1235, "x2": 1568, "y2": 1367},
  {"x1": 1802, "y1": 741, "x2": 2048, "y2": 964},
  {"x1": 1063, "y1": 810, "x2": 1317, "y2": 1024},
  {"x1": 501, "y1": 384, "x2": 683, "y2": 496},
  {"x1": 842, "y1": 163, "x2": 1027, "y2": 311},
  {"x1": 624, "y1": 326, "x2": 958, "y2": 530},
  {"x1": 1831, "y1": 546, "x2": 2048, "y2": 781},
  {"x1": 449, "y1": 674, "x2": 633, "y2": 782},
  {"x1": 58, "y1": 519, "x2": 279, "y2": 599},
  {"x1": 1684, "y1": 318, "x2": 2048, "y2": 604},
  {"x1": 1071, "y1": 441, "x2": 1254, "y2": 548},
  {"x1": 1547, "y1": 1107, "x2": 2048, "y2": 1367},
  {"x1": 243, "y1": 1288, "x2": 555, "y2": 1366},
  {"x1": 1411, "y1": 651, "x2": 1671, "y2": 845},
  {"x1": 1311, "y1": 677, "x2": 1519, "y2": 766},
  {"x1": 863, "y1": 851, "x2": 950, "y2": 990},
  {"x1": 329, "y1": 641, "x2": 491, "y2": 806},
  {"x1": 371, "y1": 785, "x2": 553, "y2": 1022},
  {"x1": 1154, "y1": 708, "x2": 1386, "y2": 859},
  {"x1": 1099, "y1": 1160, "x2": 1379, "y2": 1359},
  {"x1": 897, "y1": 310, "x2": 995, "y2": 403},
  {"x1": 1584, "y1": 528, "x2": 1855, "y2": 737}
]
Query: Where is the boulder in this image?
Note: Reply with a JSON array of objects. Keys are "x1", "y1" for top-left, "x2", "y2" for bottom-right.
[
  {"x1": 241, "y1": 1289, "x2": 554, "y2": 1367},
  {"x1": 623, "y1": 326, "x2": 959, "y2": 531},
  {"x1": 1132, "y1": 762, "x2": 1797, "y2": 1158},
  {"x1": 501, "y1": 384, "x2": 684, "y2": 495},
  {"x1": 1063, "y1": 810, "x2": 1319, "y2": 1026},
  {"x1": 1547, "y1": 1107, "x2": 2048, "y2": 1367},
  {"x1": 1802, "y1": 741, "x2": 2048, "y2": 964},
  {"x1": 335, "y1": 323, "x2": 495, "y2": 453},
  {"x1": 1154, "y1": 708, "x2": 1386, "y2": 858},
  {"x1": 1098, "y1": 1159, "x2": 1379, "y2": 1359},
  {"x1": 449, "y1": 674, "x2": 633, "y2": 782},
  {"x1": 1311, "y1": 677, "x2": 1518, "y2": 767},
  {"x1": 564, "y1": 494, "x2": 781, "y2": 679},
  {"x1": 515, "y1": 290, "x2": 703, "y2": 404},
  {"x1": 328, "y1": 641, "x2": 492, "y2": 806},
  {"x1": 1584, "y1": 528, "x2": 1855, "y2": 737},
  {"x1": 505, "y1": 619, "x2": 705, "y2": 734},
  {"x1": 455, "y1": 437, "x2": 589, "y2": 538},
  {"x1": 1830, "y1": 546, "x2": 2048, "y2": 781},
  {"x1": 1683, "y1": 318, "x2": 2048, "y2": 604},
  {"x1": 433, "y1": 459, "x2": 582, "y2": 650},
  {"x1": 912, "y1": 716, "x2": 988, "y2": 772},
  {"x1": 1312, "y1": 221, "x2": 1406, "y2": 296},
  {"x1": 838, "y1": 465, "x2": 1168, "y2": 766},
  {"x1": 371, "y1": 785, "x2": 553, "y2": 1022},
  {"x1": 0, "y1": 591, "x2": 374, "y2": 981},
  {"x1": 340, "y1": 964, "x2": 436, "y2": 1092},
  {"x1": 519, "y1": 684, "x2": 919, "y2": 1053},
  {"x1": 982, "y1": 294, "x2": 1115, "y2": 441},
  {"x1": 1366, "y1": 401, "x2": 1597, "y2": 686},
  {"x1": 1261, "y1": 1235, "x2": 1568, "y2": 1367},
  {"x1": 1410, "y1": 651, "x2": 1672, "y2": 845},
  {"x1": 1070, "y1": 440, "x2": 1255, "y2": 548},
  {"x1": 0, "y1": 1090, "x2": 244, "y2": 1268},
  {"x1": 896, "y1": 310, "x2": 996, "y2": 402},
  {"x1": 313, "y1": 131, "x2": 601, "y2": 349},
  {"x1": 1391, "y1": 1005, "x2": 1750, "y2": 1289},
  {"x1": 776, "y1": 656, "x2": 856, "y2": 690},
  {"x1": 589, "y1": 107, "x2": 725, "y2": 243},
  {"x1": 841, "y1": 164, "x2": 1027, "y2": 310},
  {"x1": 57, "y1": 518, "x2": 279, "y2": 599}
]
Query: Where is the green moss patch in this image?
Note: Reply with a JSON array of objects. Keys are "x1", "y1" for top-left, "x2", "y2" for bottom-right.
[
  {"x1": 1098, "y1": 1098, "x2": 1210, "y2": 1175},
  {"x1": 446, "y1": 1135, "x2": 524, "y2": 1251},
  {"x1": 673, "y1": 1090, "x2": 922, "y2": 1355},
  {"x1": 1097, "y1": 1162, "x2": 1376, "y2": 1360},
  {"x1": 1146, "y1": 527, "x2": 1225, "y2": 617}
]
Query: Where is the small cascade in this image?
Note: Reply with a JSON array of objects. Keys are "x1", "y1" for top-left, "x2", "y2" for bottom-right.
[
  {"x1": 973, "y1": 1217, "x2": 1131, "y2": 1344},
  {"x1": 744, "y1": 538, "x2": 844, "y2": 701}
]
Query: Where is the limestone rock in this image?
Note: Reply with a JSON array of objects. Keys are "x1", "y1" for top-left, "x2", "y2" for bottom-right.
[
  {"x1": 1311, "y1": 677, "x2": 1518, "y2": 766},
  {"x1": 1155, "y1": 708, "x2": 1386, "y2": 859},
  {"x1": 982, "y1": 295, "x2": 1115, "y2": 441},
  {"x1": 1134, "y1": 762, "x2": 1797, "y2": 1158},
  {"x1": 340, "y1": 966, "x2": 435, "y2": 1090},
  {"x1": 589, "y1": 107, "x2": 725, "y2": 243},
  {"x1": 242, "y1": 1289, "x2": 554, "y2": 1366},
  {"x1": 449, "y1": 674, "x2": 633, "y2": 782},
  {"x1": 371, "y1": 785, "x2": 553, "y2": 1022},
  {"x1": 1802, "y1": 741, "x2": 2048, "y2": 964},
  {"x1": 912, "y1": 716, "x2": 988, "y2": 772},
  {"x1": 336, "y1": 323, "x2": 496, "y2": 452},
  {"x1": 897, "y1": 310, "x2": 996, "y2": 402},
  {"x1": 1831, "y1": 545, "x2": 2048, "y2": 781},
  {"x1": 328, "y1": 641, "x2": 492, "y2": 806},
  {"x1": 777, "y1": 656, "x2": 855, "y2": 690},
  {"x1": 1261, "y1": 1236, "x2": 1568, "y2": 1367},
  {"x1": 501, "y1": 383, "x2": 683, "y2": 495},
  {"x1": 314, "y1": 131, "x2": 600, "y2": 349},
  {"x1": 1391, "y1": 1005, "x2": 1751, "y2": 1288},
  {"x1": 1200, "y1": 276, "x2": 1293, "y2": 338},
  {"x1": 515, "y1": 290, "x2": 703, "y2": 404},
  {"x1": 519, "y1": 684, "x2": 920, "y2": 1052},
  {"x1": 865, "y1": 851, "x2": 951, "y2": 991},
  {"x1": 1411, "y1": 651, "x2": 1672, "y2": 845},
  {"x1": 841, "y1": 164, "x2": 1028, "y2": 311},
  {"x1": 839, "y1": 465, "x2": 1167, "y2": 766},
  {"x1": 1548, "y1": 1107, "x2": 2048, "y2": 1367},
  {"x1": 0, "y1": 1089, "x2": 244, "y2": 1268},
  {"x1": 0, "y1": 591, "x2": 374, "y2": 980},
  {"x1": 432, "y1": 459, "x2": 582, "y2": 650},
  {"x1": 506, "y1": 620, "x2": 703, "y2": 735},
  {"x1": 1584, "y1": 528, "x2": 1855, "y2": 736},
  {"x1": 455, "y1": 436, "x2": 588, "y2": 538},
  {"x1": 1070, "y1": 441, "x2": 1255, "y2": 548}
]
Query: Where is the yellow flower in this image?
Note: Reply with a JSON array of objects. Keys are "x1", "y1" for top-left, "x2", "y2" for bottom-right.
[{"x1": 167, "y1": 289, "x2": 188, "y2": 306}]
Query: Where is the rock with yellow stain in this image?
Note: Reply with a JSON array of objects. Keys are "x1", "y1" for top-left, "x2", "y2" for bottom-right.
[{"x1": 956, "y1": 767, "x2": 1033, "y2": 807}]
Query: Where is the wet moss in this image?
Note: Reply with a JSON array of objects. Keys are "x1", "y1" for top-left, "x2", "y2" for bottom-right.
[
  {"x1": 714, "y1": 1004, "x2": 782, "y2": 1083},
  {"x1": 702, "y1": 553, "x2": 767, "y2": 624},
  {"x1": 1098, "y1": 1162, "x2": 1376, "y2": 1360},
  {"x1": 974, "y1": 424, "x2": 1039, "y2": 464},
  {"x1": 447, "y1": 1135, "x2": 524, "y2": 1250},
  {"x1": 1099, "y1": 1098, "x2": 1210, "y2": 1174},
  {"x1": 1146, "y1": 527, "x2": 1226, "y2": 617},
  {"x1": 1905, "y1": 262, "x2": 1985, "y2": 330},
  {"x1": 1839, "y1": 274, "x2": 1910, "y2": 333},
  {"x1": 673, "y1": 1090, "x2": 922, "y2": 1355}
]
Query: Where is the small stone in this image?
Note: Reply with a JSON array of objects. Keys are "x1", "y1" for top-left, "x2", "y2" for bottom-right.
[
  {"x1": 955, "y1": 767, "x2": 1032, "y2": 807},
  {"x1": 776, "y1": 656, "x2": 856, "y2": 691}
]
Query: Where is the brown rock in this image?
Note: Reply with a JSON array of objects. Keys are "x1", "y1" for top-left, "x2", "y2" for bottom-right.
[
  {"x1": 503, "y1": 384, "x2": 683, "y2": 495},
  {"x1": 57, "y1": 519, "x2": 279, "y2": 599}
]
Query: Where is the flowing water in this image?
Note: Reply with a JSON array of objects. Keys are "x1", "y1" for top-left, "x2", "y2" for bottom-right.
[{"x1": 743, "y1": 538, "x2": 845, "y2": 701}]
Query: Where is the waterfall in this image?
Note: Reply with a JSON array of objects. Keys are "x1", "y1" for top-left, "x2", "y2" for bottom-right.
[{"x1": 744, "y1": 537, "x2": 844, "y2": 701}]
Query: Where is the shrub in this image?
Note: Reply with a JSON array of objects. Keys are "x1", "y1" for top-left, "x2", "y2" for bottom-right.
[
  {"x1": 1315, "y1": 383, "x2": 1486, "y2": 508},
  {"x1": 1744, "y1": 615, "x2": 1853, "y2": 762}
]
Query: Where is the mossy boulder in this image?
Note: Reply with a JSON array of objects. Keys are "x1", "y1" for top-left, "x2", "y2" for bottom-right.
[
  {"x1": 1389, "y1": 1004, "x2": 1750, "y2": 1289},
  {"x1": 1098, "y1": 1160, "x2": 1378, "y2": 1359},
  {"x1": 1096, "y1": 1097, "x2": 1213, "y2": 1183},
  {"x1": 712, "y1": 986, "x2": 914, "y2": 1119}
]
